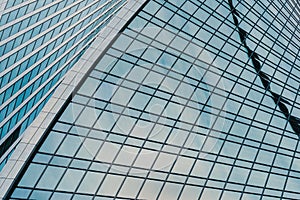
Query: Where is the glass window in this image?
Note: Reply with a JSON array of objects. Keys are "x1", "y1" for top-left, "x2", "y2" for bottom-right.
[
  {"x1": 156, "y1": 29, "x2": 175, "y2": 46},
  {"x1": 56, "y1": 134, "x2": 83, "y2": 157},
  {"x1": 266, "y1": 174, "x2": 286, "y2": 190},
  {"x1": 70, "y1": 159, "x2": 90, "y2": 170},
  {"x1": 167, "y1": 129, "x2": 189, "y2": 146},
  {"x1": 201, "y1": 188, "x2": 221, "y2": 199},
  {"x1": 96, "y1": 142, "x2": 120, "y2": 163},
  {"x1": 94, "y1": 82, "x2": 115, "y2": 101},
  {"x1": 134, "y1": 149, "x2": 158, "y2": 169},
  {"x1": 112, "y1": 35, "x2": 133, "y2": 51},
  {"x1": 144, "y1": 1, "x2": 161, "y2": 14},
  {"x1": 256, "y1": 150, "x2": 275, "y2": 164},
  {"x1": 158, "y1": 182, "x2": 182, "y2": 200},
  {"x1": 128, "y1": 92, "x2": 151, "y2": 110},
  {"x1": 37, "y1": 166, "x2": 65, "y2": 189},
  {"x1": 127, "y1": 67, "x2": 148, "y2": 83},
  {"x1": 191, "y1": 160, "x2": 213, "y2": 178},
  {"x1": 138, "y1": 180, "x2": 163, "y2": 199},
  {"x1": 97, "y1": 174, "x2": 124, "y2": 196},
  {"x1": 229, "y1": 167, "x2": 249, "y2": 184},
  {"x1": 221, "y1": 141, "x2": 240, "y2": 157},
  {"x1": 238, "y1": 145, "x2": 258, "y2": 161},
  {"x1": 18, "y1": 163, "x2": 45, "y2": 187},
  {"x1": 50, "y1": 156, "x2": 71, "y2": 167},
  {"x1": 170, "y1": 14, "x2": 187, "y2": 30},
  {"x1": 128, "y1": 16, "x2": 147, "y2": 29},
  {"x1": 77, "y1": 171, "x2": 104, "y2": 194},
  {"x1": 172, "y1": 156, "x2": 194, "y2": 174},
  {"x1": 76, "y1": 106, "x2": 101, "y2": 127},
  {"x1": 118, "y1": 177, "x2": 143, "y2": 198},
  {"x1": 248, "y1": 170, "x2": 268, "y2": 187},
  {"x1": 30, "y1": 190, "x2": 52, "y2": 200},
  {"x1": 210, "y1": 163, "x2": 231, "y2": 180},
  {"x1": 163, "y1": 101, "x2": 183, "y2": 119},
  {"x1": 39, "y1": 131, "x2": 65, "y2": 154},
  {"x1": 156, "y1": 7, "x2": 173, "y2": 22},
  {"x1": 110, "y1": 60, "x2": 133, "y2": 77},
  {"x1": 110, "y1": 87, "x2": 135, "y2": 106},
  {"x1": 179, "y1": 185, "x2": 201, "y2": 199},
  {"x1": 114, "y1": 146, "x2": 139, "y2": 166},
  {"x1": 78, "y1": 77, "x2": 99, "y2": 96},
  {"x1": 113, "y1": 115, "x2": 136, "y2": 134},
  {"x1": 94, "y1": 111, "x2": 115, "y2": 131},
  {"x1": 76, "y1": 138, "x2": 103, "y2": 159},
  {"x1": 51, "y1": 192, "x2": 72, "y2": 200},
  {"x1": 286, "y1": 177, "x2": 300, "y2": 192}
]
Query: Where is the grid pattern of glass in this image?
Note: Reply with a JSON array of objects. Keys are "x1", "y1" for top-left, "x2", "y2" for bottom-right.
[
  {"x1": 0, "y1": 0, "x2": 126, "y2": 165},
  {"x1": 7, "y1": 0, "x2": 300, "y2": 199}
]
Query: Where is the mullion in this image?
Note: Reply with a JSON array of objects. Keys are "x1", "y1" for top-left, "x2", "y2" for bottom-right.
[
  {"x1": 228, "y1": 0, "x2": 298, "y2": 197},
  {"x1": 227, "y1": 0, "x2": 300, "y2": 196},
  {"x1": 210, "y1": 0, "x2": 300, "y2": 77},
  {"x1": 121, "y1": 24, "x2": 300, "y2": 114},
  {"x1": 219, "y1": 0, "x2": 276, "y2": 197},
  {"x1": 240, "y1": 0, "x2": 300, "y2": 51},
  {"x1": 93, "y1": 10, "x2": 173, "y2": 196},
  {"x1": 131, "y1": 11, "x2": 300, "y2": 103},
  {"x1": 33, "y1": 130, "x2": 300, "y2": 185},
  {"x1": 76, "y1": 75, "x2": 299, "y2": 139},
  {"x1": 236, "y1": 0, "x2": 300, "y2": 75},
  {"x1": 279, "y1": 36, "x2": 300, "y2": 200},
  {"x1": 8, "y1": 0, "x2": 300, "y2": 199},
  {"x1": 54, "y1": 115, "x2": 299, "y2": 166},
  {"x1": 236, "y1": 0, "x2": 300, "y2": 90}
]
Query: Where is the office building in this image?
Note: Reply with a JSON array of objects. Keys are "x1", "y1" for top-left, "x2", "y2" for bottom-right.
[
  {"x1": 0, "y1": 0, "x2": 126, "y2": 170},
  {"x1": 1, "y1": 0, "x2": 300, "y2": 199}
]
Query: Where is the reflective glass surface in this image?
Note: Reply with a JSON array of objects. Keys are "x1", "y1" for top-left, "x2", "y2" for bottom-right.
[
  {"x1": 0, "y1": 0, "x2": 125, "y2": 167},
  {"x1": 7, "y1": 0, "x2": 300, "y2": 199}
]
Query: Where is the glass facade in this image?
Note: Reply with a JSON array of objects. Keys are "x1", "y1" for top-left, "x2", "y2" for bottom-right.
[
  {"x1": 5, "y1": 0, "x2": 300, "y2": 199},
  {"x1": 0, "y1": 0, "x2": 126, "y2": 169}
]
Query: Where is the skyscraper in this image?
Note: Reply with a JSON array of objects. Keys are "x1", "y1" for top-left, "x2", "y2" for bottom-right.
[
  {"x1": 0, "y1": 0, "x2": 126, "y2": 170},
  {"x1": 1, "y1": 0, "x2": 300, "y2": 199}
]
